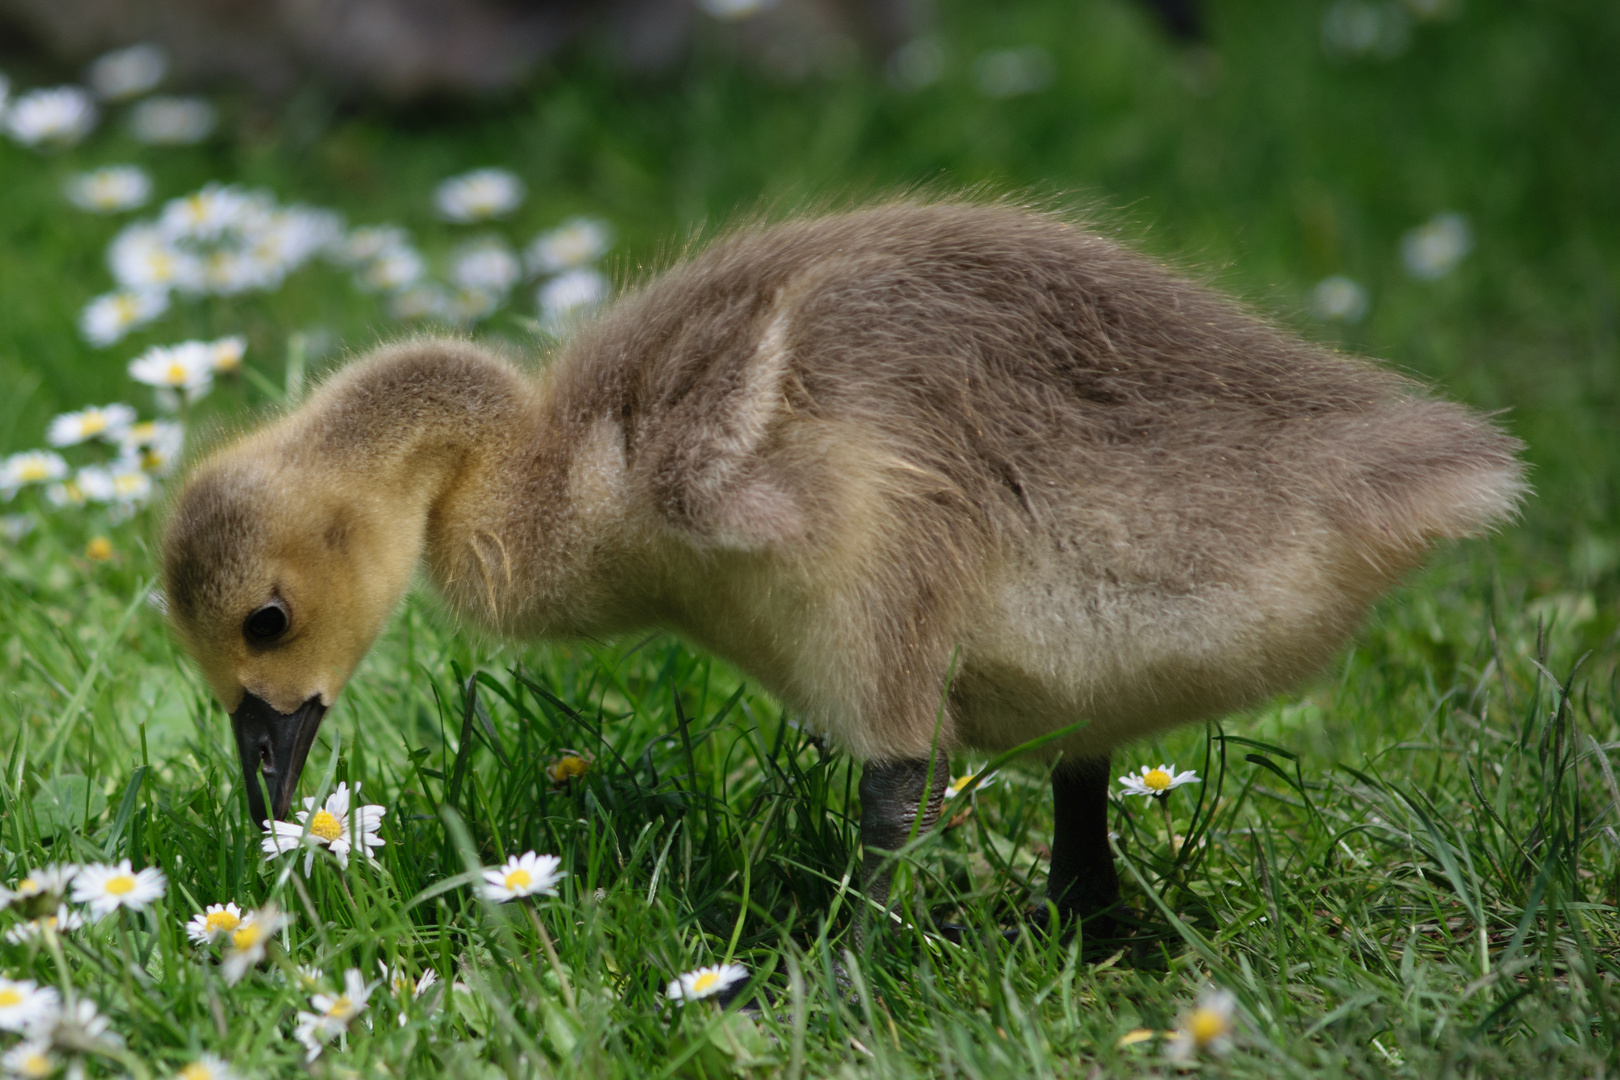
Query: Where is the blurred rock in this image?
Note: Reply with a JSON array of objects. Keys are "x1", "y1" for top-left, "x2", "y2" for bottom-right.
[{"x1": 0, "y1": 0, "x2": 927, "y2": 100}]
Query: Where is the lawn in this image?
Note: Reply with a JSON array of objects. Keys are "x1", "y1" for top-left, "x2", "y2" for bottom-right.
[{"x1": 1, "y1": 0, "x2": 1617, "y2": 1076}]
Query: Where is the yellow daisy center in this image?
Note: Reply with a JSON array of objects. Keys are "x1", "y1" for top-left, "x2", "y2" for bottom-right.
[
  {"x1": 0, "y1": 988, "x2": 22, "y2": 1006},
  {"x1": 86, "y1": 537, "x2": 113, "y2": 561},
  {"x1": 165, "y1": 361, "x2": 189, "y2": 384},
  {"x1": 62, "y1": 480, "x2": 84, "y2": 502},
  {"x1": 178, "y1": 1064, "x2": 212, "y2": 1080},
  {"x1": 81, "y1": 412, "x2": 107, "y2": 435},
  {"x1": 504, "y1": 868, "x2": 532, "y2": 890},
  {"x1": 104, "y1": 874, "x2": 137, "y2": 896},
  {"x1": 114, "y1": 296, "x2": 138, "y2": 322},
  {"x1": 19, "y1": 1052, "x2": 51, "y2": 1078},
  {"x1": 691, "y1": 972, "x2": 720, "y2": 994},
  {"x1": 325, "y1": 995, "x2": 351, "y2": 1018},
  {"x1": 17, "y1": 878, "x2": 38, "y2": 893},
  {"x1": 309, "y1": 809, "x2": 343, "y2": 842},
  {"x1": 1143, "y1": 769, "x2": 1172, "y2": 791},
  {"x1": 1189, "y1": 1007, "x2": 1228, "y2": 1045},
  {"x1": 205, "y1": 910, "x2": 241, "y2": 935},
  {"x1": 231, "y1": 923, "x2": 264, "y2": 950},
  {"x1": 113, "y1": 473, "x2": 144, "y2": 496},
  {"x1": 19, "y1": 463, "x2": 48, "y2": 482},
  {"x1": 551, "y1": 756, "x2": 588, "y2": 781}
]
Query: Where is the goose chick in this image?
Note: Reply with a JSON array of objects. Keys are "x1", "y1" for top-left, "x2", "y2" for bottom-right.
[{"x1": 162, "y1": 201, "x2": 1525, "y2": 933}]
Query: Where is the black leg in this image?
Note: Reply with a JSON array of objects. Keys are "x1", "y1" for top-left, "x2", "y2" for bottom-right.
[
  {"x1": 858, "y1": 757, "x2": 949, "y2": 930},
  {"x1": 1045, "y1": 754, "x2": 1120, "y2": 938}
]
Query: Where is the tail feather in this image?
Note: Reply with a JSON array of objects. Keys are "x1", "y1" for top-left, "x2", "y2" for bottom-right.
[{"x1": 1310, "y1": 398, "x2": 1527, "y2": 557}]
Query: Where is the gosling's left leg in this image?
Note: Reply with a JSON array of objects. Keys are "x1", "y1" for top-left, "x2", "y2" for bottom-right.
[{"x1": 858, "y1": 757, "x2": 949, "y2": 929}]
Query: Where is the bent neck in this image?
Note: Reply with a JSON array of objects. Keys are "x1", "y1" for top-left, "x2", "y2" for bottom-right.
[
  {"x1": 278, "y1": 342, "x2": 558, "y2": 627},
  {"x1": 287, "y1": 341, "x2": 537, "y2": 486}
]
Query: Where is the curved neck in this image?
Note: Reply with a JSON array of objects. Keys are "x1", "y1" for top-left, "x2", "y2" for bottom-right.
[{"x1": 281, "y1": 342, "x2": 570, "y2": 632}]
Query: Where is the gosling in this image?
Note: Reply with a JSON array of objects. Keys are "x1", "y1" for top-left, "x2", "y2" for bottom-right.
[{"x1": 161, "y1": 201, "x2": 1525, "y2": 935}]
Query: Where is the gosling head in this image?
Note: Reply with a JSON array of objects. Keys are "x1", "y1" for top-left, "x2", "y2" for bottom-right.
[{"x1": 162, "y1": 452, "x2": 422, "y2": 826}]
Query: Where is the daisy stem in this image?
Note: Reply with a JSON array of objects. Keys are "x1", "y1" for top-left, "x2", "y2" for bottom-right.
[
  {"x1": 117, "y1": 911, "x2": 142, "y2": 1003},
  {"x1": 522, "y1": 899, "x2": 577, "y2": 1016},
  {"x1": 1160, "y1": 796, "x2": 1178, "y2": 860},
  {"x1": 42, "y1": 923, "x2": 77, "y2": 1005}
]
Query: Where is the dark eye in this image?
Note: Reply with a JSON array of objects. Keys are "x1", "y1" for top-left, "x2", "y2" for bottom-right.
[{"x1": 243, "y1": 601, "x2": 289, "y2": 644}]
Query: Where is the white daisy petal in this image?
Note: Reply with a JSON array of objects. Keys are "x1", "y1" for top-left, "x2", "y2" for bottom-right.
[
  {"x1": 666, "y1": 962, "x2": 748, "y2": 1002},
  {"x1": 70, "y1": 859, "x2": 167, "y2": 918},
  {"x1": 480, "y1": 851, "x2": 565, "y2": 902},
  {"x1": 4, "y1": 87, "x2": 97, "y2": 147},
  {"x1": 434, "y1": 168, "x2": 525, "y2": 223}
]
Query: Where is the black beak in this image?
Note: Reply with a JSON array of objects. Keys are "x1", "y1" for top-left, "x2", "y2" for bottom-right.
[{"x1": 230, "y1": 692, "x2": 327, "y2": 827}]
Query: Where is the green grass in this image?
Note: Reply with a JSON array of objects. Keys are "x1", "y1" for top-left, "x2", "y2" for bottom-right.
[{"x1": 2, "y1": 0, "x2": 1618, "y2": 1075}]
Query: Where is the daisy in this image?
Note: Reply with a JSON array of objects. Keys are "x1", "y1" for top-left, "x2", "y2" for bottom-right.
[
  {"x1": 294, "y1": 968, "x2": 374, "y2": 1061},
  {"x1": 1308, "y1": 275, "x2": 1368, "y2": 323},
  {"x1": 4, "y1": 906, "x2": 85, "y2": 944},
  {"x1": 378, "y1": 961, "x2": 438, "y2": 1024},
  {"x1": 697, "y1": 0, "x2": 781, "y2": 18},
  {"x1": 387, "y1": 284, "x2": 450, "y2": 321},
  {"x1": 208, "y1": 335, "x2": 246, "y2": 373},
  {"x1": 47, "y1": 403, "x2": 137, "y2": 447},
  {"x1": 1402, "y1": 212, "x2": 1472, "y2": 280},
  {"x1": 122, "y1": 419, "x2": 185, "y2": 475},
  {"x1": 129, "y1": 96, "x2": 216, "y2": 145},
  {"x1": 537, "y1": 268, "x2": 608, "y2": 333},
  {"x1": 106, "y1": 458, "x2": 154, "y2": 507},
  {"x1": 1, "y1": 451, "x2": 69, "y2": 496},
  {"x1": 252, "y1": 207, "x2": 344, "y2": 272},
  {"x1": 43, "y1": 997, "x2": 121, "y2": 1049},
  {"x1": 1167, "y1": 987, "x2": 1236, "y2": 1060},
  {"x1": 158, "y1": 185, "x2": 254, "y2": 243},
  {"x1": 0, "y1": 1040, "x2": 57, "y2": 1079},
  {"x1": 261, "y1": 782, "x2": 386, "y2": 874},
  {"x1": 665, "y1": 962, "x2": 747, "y2": 1002},
  {"x1": 2, "y1": 865, "x2": 78, "y2": 909},
  {"x1": 3, "y1": 87, "x2": 97, "y2": 147},
  {"x1": 545, "y1": 754, "x2": 590, "y2": 785},
  {"x1": 449, "y1": 238, "x2": 522, "y2": 296},
  {"x1": 291, "y1": 964, "x2": 325, "y2": 992},
  {"x1": 358, "y1": 246, "x2": 425, "y2": 292},
  {"x1": 184, "y1": 901, "x2": 244, "y2": 945},
  {"x1": 0, "y1": 979, "x2": 59, "y2": 1033},
  {"x1": 1117, "y1": 763, "x2": 1200, "y2": 799},
  {"x1": 71, "y1": 859, "x2": 167, "y2": 918},
  {"x1": 109, "y1": 223, "x2": 200, "y2": 293},
  {"x1": 947, "y1": 769, "x2": 997, "y2": 797},
  {"x1": 378, "y1": 960, "x2": 438, "y2": 999},
  {"x1": 0, "y1": 514, "x2": 34, "y2": 542},
  {"x1": 66, "y1": 166, "x2": 153, "y2": 213},
  {"x1": 445, "y1": 286, "x2": 501, "y2": 325},
  {"x1": 220, "y1": 904, "x2": 290, "y2": 985},
  {"x1": 128, "y1": 341, "x2": 215, "y2": 396},
  {"x1": 79, "y1": 289, "x2": 169, "y2": 347},
  {"x1": 86, "y1": 43, "x2": 167, "y2": 101},
  {"x1": 174, "y1": 1054, "x2": 238, "y2": 1080},
  {"x1": 334, "y1": 225, "x2": 412, "y2": 266},
  {"x1": 480, "y1": 851, "x2": 565, "y2": 902},
  {"x1": 525, "y1": 217, "x2": 612, "y2": 275},
  {"x1": 434, "y1": 168, "x2": 525, "y2": 223}
]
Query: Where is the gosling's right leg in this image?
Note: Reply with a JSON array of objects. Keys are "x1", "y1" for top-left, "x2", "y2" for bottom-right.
[{"x1": 1044, "y1": 754, "x2": 1121, "y2": 938}]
